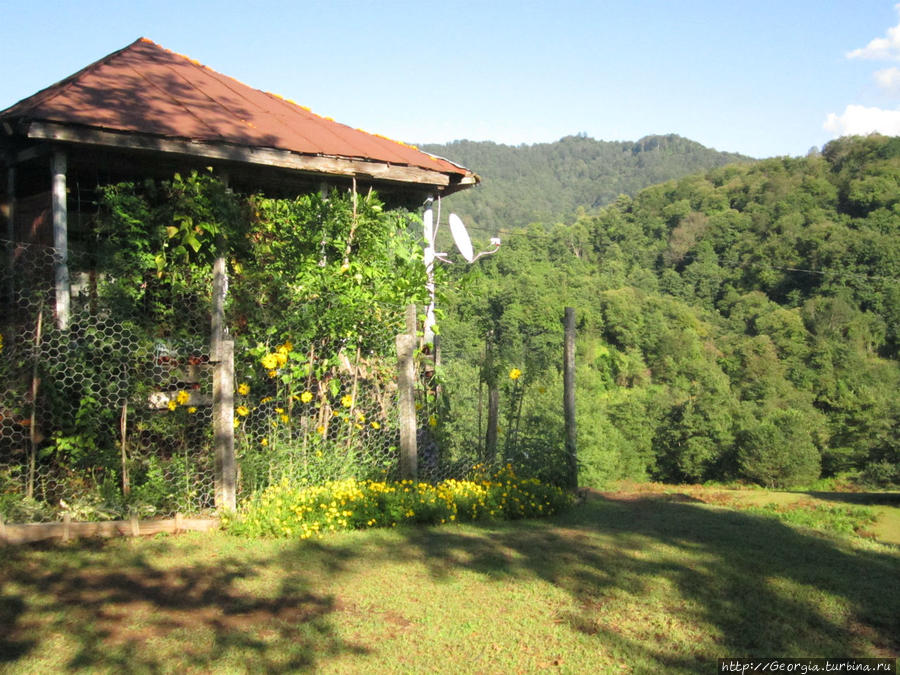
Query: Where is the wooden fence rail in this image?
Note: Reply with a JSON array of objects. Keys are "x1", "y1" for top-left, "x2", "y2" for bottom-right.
[{"x1": 0, "y1": 514, "x2": 219, "y2": 546}]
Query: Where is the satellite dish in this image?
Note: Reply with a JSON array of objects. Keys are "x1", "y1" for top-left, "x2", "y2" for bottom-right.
[{"x1": 449, "y1": 213, "x2": 474, "y2": 262}]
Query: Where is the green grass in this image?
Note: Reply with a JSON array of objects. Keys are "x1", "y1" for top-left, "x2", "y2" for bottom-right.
[{"x1": 1, "y1": 488, "x2": 897, "y2": 673}]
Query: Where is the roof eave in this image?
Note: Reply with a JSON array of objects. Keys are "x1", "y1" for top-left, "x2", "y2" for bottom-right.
[{"x1": 18, "y1": 120, "x2": 476, "y2": 192}]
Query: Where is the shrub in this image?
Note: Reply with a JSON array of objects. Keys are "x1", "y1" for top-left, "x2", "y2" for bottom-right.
[{"x1": 737, "y1": 409, "x2": 821, "y2": 488}]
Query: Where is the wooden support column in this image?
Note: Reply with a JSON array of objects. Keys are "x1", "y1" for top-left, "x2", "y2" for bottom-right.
[
  {"x1": 563, "y1": 307, "x2": 578, "y2": 489},
  {"x1": 3, "y1": 165, "x2": 15, "y2": 313},
  {"x1": 51, "y1": 151, "x2": 70, "y2": 330},
  {"x1": 213, "y1": 337, "x2": 236, "y2": 510},
  {"x1": 396, "y1": 306, "x2": 417, "y2": 480},
  {"x1": 211, "y1": 254, "x2": 236, "y2": 510},
  {"x1": 4, "y1": 165, "x2": 14, "y2": 241}
]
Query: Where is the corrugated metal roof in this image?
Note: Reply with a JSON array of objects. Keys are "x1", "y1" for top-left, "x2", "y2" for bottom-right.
[{"x1": 0, "y1": 38, "x2": 472, "y2": 180}]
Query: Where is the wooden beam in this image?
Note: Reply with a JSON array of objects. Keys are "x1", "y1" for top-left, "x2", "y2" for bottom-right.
[
  {"x1": 1, "y1": 516, "x2": 219, "y2": 545},
  {"x1": 25, "y1": 121, "x2": 467, "y2": 190}
]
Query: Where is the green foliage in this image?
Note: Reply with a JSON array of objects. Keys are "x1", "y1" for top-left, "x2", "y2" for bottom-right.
[
  {"x1": 740, "y1": 501, "x2": 878, "y2": 539},
  {"x1": 735, "y1": 409, "x2": 821, "y2": 488},
  {"x1": 421, "y1": 134, "x2": 752, "y2": 231},
  {"x1": 437, "y1": 134, "x2": 900, "y2": 489}
]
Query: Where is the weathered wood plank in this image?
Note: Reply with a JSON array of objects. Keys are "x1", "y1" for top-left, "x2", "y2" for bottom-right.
[
  {"x1": 25, "y1": 122, "x2": 469, "y2": 189},
  {"x1": 0, "y1": 516, "x2": 219, "y2": 545}
]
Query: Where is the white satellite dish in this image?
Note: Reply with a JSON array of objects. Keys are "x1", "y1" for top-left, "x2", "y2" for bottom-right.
[{"x1": 449, "y1": 213, "x2": 474, "y2": 263}]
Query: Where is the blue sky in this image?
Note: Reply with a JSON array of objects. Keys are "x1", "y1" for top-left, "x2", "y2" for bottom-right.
[{"x1": 2, "y1": 1, "x2": 899, "y2": 158}]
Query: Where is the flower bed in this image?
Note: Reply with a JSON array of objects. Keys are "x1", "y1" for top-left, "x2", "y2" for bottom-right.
[{"x1": 224, "y1": 466, "x2": 573, "y2": 539}]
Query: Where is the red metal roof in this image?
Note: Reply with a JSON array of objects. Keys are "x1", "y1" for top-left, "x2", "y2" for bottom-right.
[{"x1": 1, "y1": 38, "x2": 472, "y2": 181}]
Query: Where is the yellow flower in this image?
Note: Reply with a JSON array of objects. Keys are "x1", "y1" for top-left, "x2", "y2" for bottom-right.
[
  {"x1": 509, "y1": 368, "x2": 522, "y2": 380},
  {"x1": 317, "y1": 425, "x2": 326, "y2": 435},
  {"x1": 277, "y1": 341, "x2": 293, "y2": 354},
  {"x1": 260, "y1": 353, "x2": 278, "y2": 370},
  {"x1": 300, "y1": 391, "x2": 313, "y2": 403},
  {"x1": 237, "y1": 383, "x2": 250, "y2": 396},
  {"x1": 260, "y1": 437, "x2": 268, "y2": 446},
  {"x1": 370, "y1": 421, "x2": 381, "y2": 430},
  {"x1": 236, "y1": 405, "x2": 250, "y2": 417},
  {"x1": 268, "y1": 370, "x2": 278, "y2": 378},
  {"x1": 356, "y1": 412, "x2": 365, "y2": 423},
  {"x1": 280, "y1": 414, "x2": 290, "y2": 423},
  {"x1": 233, "y1": 419, "x2": 240, "y2": 429},
  {"x1": 166, "y1": 399, "x2": 177, "y2": 411},
  {"x1": 428, "y1": 415, "x2": 438, "y2": 427},
  {"x1": 274, "y1": 352, "x2": 288, "y2": 368},
  {"x1": 275, "y1": 407, "x2": 284, "y2": 414},
  {"x1": 341, "y1": 394, "x2": 353, "y2": 408},
  {"x1": 176, "y1": 390, "x2": 190, "y2": 405},
  {"x1": 187, "y1": 406, "x2": 197, "y2": 414}
]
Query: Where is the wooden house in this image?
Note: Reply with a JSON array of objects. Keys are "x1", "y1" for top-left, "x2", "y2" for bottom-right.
[{"x1": 0, "y1": 37, "x2": 477, "y2": 327}]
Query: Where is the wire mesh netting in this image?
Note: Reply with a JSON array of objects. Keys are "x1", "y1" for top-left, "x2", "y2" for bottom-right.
[
  {"x1": 0, "y1": 239, "x2": 496, "y2": 525},
  {"x1": 0, "y1": 240, "x2": 215, "y2": 523},
  {"x1": 232, "y1": 338, "x2": 489, "y2": 494}
]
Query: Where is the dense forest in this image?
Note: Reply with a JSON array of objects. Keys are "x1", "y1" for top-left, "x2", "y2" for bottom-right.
[
  {"x1": 421, "y1": 134, "x2": 751, "y2": 232},
  {"x1": 436, "y1": 134, "x2": 899, "y2": 489}
]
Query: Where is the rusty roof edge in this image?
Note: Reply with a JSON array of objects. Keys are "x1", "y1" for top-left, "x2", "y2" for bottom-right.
[
  {"x1": 22, "y1": 120, "x2": 463, "y2": 186},
  {"x1": 25, "y1": 119, "x2": 467, "y2": 175}
]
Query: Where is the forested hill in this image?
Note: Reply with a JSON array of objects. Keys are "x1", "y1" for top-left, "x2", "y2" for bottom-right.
[
  {"x1": 439, "y1": 134, "x2": 899, "y2": 489},
  {"x1": 421, "y1": 134, "x2": 752, "y2": 231}
]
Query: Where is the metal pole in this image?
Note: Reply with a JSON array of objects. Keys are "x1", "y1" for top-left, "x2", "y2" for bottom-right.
[{"x1": 51, "y1": 151, "x2": 70, "y2": 330}]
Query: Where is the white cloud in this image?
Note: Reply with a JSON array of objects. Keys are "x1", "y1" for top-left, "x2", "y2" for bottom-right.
[
  {"x1": 847, "y1": 4, "x2": 900, "y2": 60},
  {"x1": 823, "y1": 104, "x2": 900, "y2": 136},
  {"x1": 874, "y1": 66, "x2": 900, "y2": 94}
]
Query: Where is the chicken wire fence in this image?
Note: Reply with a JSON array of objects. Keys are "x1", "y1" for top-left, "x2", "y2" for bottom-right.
[
  {"x1": 1, "y1": 240, "x2": 215, "y2": 523},
  {"x1": 232, "y1": 340, "x2": 485, "y2": 494},
  {"x1": 0, "y1": 240, "x2": 495, "y2": 525}
]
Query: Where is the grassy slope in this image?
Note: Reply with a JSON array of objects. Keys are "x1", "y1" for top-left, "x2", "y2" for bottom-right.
[{"x1": 1, "y1": 490, "x2": 897, "y2": 673}]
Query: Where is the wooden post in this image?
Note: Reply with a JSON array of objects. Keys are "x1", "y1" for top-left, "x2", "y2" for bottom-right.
[
  {"x1": 396, "y1": 327, "x2": 417, "y2": 481},
  {"x1": 51, "y1": 151, "x2": 70, "y2": 330},
  {"x1": 26, "y1": 304, "x2": 43, "y2": 499},
  {"x1": 211, "y1": 250, "x2": 236, "y2": 510},
  {"x1": 3, "y1": 166, "x2": 13, "y2": 241},
  {"x1": 485, "y1": 385, "x2": 499, "y2": 462},
  {"x1": 483, "y1": 333, "x2": 499, "y2": 462},
  {"x1": 211, "y1": 256, "x2": 227, "y2": 362},
  {"x1": 213, "y1": 338, "x2": 236, "y2": 510},
  {"x1": 563, "y1": 307, "x2": 577, "y2": 489},
  {"x1": 3, "y1": 166, "x2": 15, "y2": 311},
  {"x1": 405, "y1": 304, "x2": 417, "y2": 338}
]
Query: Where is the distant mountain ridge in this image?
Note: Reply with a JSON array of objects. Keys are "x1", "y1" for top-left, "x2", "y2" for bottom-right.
[{"x1": 422, "y1": 134, "x2": 753, "y2": 232}]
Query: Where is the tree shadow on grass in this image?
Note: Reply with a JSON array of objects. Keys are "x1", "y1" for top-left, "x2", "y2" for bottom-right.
[
  {"x1": 800, "y1": 490, "x2": 900, "y2": 507},
  {"x1": 0, "y1": 538, "x2": 367, "y2": 672},
  {"x1": 1, "y1": 497, "x2": 897, "y2": 672},
  {"x1": 392, "y1": 494, "x2": 899, "y2": 670}
]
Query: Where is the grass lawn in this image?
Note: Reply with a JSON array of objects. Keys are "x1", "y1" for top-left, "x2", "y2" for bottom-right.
[{"x1": 1, "y1": 485, "x2": 897, "y2": 673}]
